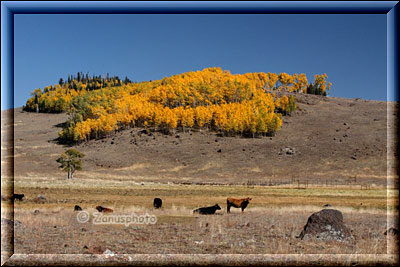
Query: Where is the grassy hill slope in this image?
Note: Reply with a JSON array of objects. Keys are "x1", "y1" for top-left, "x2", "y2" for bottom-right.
[{"x1": 2, "y1": 93, "x2": 396, "y2": 187}]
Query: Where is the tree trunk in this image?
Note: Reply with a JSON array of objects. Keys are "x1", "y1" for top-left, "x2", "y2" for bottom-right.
[{"x1": 67, "y1": 169, "x2": 71, "y2": 179}]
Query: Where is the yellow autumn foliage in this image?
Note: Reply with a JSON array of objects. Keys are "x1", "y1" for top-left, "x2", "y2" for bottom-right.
[{"x1": 23, "y1": 68, "x2": 331, "y2": 142}]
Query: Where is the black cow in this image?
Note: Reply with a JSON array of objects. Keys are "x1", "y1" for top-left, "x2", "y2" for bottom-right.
[
  {"x1": 153, "y1": 198, "x2": 162, "y2": 209},
  {"x1": 13, "y1": 194, "x2": 25, "y2": 201},
  {"x1": 193, "y1": 204, "x2": 221, "y2": 215},
  {"x1": 74, "y1": 205, "x2": 82, "y2": 211}
]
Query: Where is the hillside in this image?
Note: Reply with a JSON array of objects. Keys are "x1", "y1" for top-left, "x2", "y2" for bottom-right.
[
  {"x1": 2, "y1": 94, "x2": 396, "y2": 187},
  {"x1": 22, "y1": 68, "x2": 329, "y2": 143}
]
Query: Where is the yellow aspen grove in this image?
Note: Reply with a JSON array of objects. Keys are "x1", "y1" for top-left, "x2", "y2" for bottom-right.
[
  {"x1": 162, "y1": 107, "x2": 178, "y2": 131},
  {"x1": 278, "y1": 73, "x2": 294, "y2": 91},
  {"x1": 178, "y1": 107, "x2": 195, "y2": 130},
  {"x1": 280, "y1": 95, "x2": 289, "y2": 114},
  {"x1": 266, "y1": 73, "x2": 279, "y2": 90},
  {"x1": 312, "y1": 73, "x2": 331, "y2": 95},
  {"x1": 274, "y1": 96, "x2": 281, "y2": 110},
  {"x1": 194, "y1": 106, "x2": 213, "y2": 129},
  {"x1": 292, "y1": 73, "x2": 308, "y2": 93},
  {"x1": 23, "y1": 68, "x2": 331, "y2": 142}
]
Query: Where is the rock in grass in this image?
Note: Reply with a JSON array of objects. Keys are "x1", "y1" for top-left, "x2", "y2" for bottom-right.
[{"x1": 297, "y1": 209, "x2": 353, "y2": 241}]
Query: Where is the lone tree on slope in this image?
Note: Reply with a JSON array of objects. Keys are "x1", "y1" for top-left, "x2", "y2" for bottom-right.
[{"x1": 56, "y1": 149, "x2": 85, "y2": 179}]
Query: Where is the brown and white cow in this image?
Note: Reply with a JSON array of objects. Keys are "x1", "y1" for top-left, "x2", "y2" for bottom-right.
[{"x1": 226, "y1": 197, "x2": 252, "y2": 213}]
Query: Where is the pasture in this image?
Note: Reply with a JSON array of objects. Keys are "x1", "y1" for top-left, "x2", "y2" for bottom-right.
[{"x1": 2, "y1": 178, "x2": 398, "y2": 257}]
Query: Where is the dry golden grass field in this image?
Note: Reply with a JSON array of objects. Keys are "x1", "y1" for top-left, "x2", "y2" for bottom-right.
[{"x1": 1, "y1": 178, "x2": 399, "y2": 263}]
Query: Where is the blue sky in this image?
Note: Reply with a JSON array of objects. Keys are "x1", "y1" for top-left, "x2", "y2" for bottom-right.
[{"x1": 12, "y1": 14, "x2": 388, "y2": 108}]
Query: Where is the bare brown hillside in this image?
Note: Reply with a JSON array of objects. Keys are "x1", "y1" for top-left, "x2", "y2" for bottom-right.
[{"x1": 2, "y1": 94, "x2": 397, "y2": 186}]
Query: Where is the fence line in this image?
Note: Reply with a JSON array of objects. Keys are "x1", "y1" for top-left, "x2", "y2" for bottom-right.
[
  {"x1": 243, "y1": 176, "x2": 379, "y2": 190},
  {"x1": 174, "y1": 176, "x2": 388, "y2": 189}
]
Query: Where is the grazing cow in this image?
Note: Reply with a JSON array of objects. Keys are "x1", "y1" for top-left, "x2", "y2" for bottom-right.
[
  {"x1": 193, "y1": 204, "x2": 221, "y2": 215},
  {"x1": 95, "y1": 206, "x2": 113, "y2": 213},
  {"x1": 74, "y1": 205, "x2": 82, "y2": 211},
  {"x1": 13, "y1": 193, "x2": 25, "y2": 201},
  {"x1": 227, "y1": 197, "x2": 252, "y2": 213},
  {"x1": 153, "y1": 198, "x2": 162, "y2": 209}
]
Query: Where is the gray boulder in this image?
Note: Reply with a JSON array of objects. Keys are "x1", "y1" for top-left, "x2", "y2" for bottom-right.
[{"x1": 298, "y1": 209, "x2": 353, "y2": 241}]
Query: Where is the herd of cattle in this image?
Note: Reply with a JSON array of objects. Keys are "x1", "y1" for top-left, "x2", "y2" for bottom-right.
[{"x1": 11, "y1": 193, "x2": 252, "y2": 215}]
